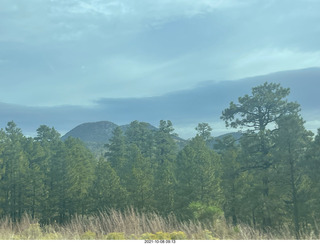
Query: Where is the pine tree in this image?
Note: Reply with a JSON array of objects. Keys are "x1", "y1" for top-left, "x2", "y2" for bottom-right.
[
  {"x1": 47, "y1": 140, "x2": 69, "y2": 223},
  {"x1": 64, "y1": 137, "x2": 95, "y2": 216},
  {"x1": 0, "y1": 122, "x2": 29, "y2": 221},
  {"x1": 125, "y1": 144, "x2": 154, "y2": 211},
  {"x1": 305, "y1": 128, "x2": 320, "y2": 232},
  {"x1": 273, "y1": 114, "x2": 313, "y2": 239},
  {"x1": 125, "y1": 120, "x2": 155, "y2": 159},
  {"x1": 175, "y1": 135, "x2": 222, "y2": 219},
  {"x1": 195, "y1": 122, "x2": 213, "y2": 142},
  {"x1": 22, "y1": 138, "x2": 47, "y2": 220},
  {"x1": 215, "y1": 135, "x2": 241, "y2": 225},
  {"x1": 221, "y1": 82, "x2": 300, "y2": 228},
  {"x1": 91, "y1": 157, "x2": 128, "y2": 211},
  {"x1": 105, "y1": 126, "x2": 127, "y2": 180},
  {"x1": 0, "y1": 128, "x2": 6, "y2": 216},
  {"x1": 153, "y1": 120, "x2": 177, "y2": 214},
  {"x1": 34, "y1": 125, "x2": 65, "y2": 223}
]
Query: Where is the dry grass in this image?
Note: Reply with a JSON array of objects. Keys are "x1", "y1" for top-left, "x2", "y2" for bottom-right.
[{"x1": 0, "y1": 208, "x2": 319, "y2": 240}]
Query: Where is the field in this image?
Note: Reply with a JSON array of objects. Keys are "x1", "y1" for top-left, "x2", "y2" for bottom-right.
[{"x1": 0, "y1": 208, "x2": 319, "y2": 240}]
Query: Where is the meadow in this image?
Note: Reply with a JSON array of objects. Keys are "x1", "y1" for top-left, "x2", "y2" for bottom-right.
[{"x1": 0, "y1": 208, "x2": 319, "y2": 240}]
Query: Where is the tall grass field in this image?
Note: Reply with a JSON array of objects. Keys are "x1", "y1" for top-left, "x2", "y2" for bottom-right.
[{"x1": 0, "y1": 208, "x2": 319, "y2": 240}]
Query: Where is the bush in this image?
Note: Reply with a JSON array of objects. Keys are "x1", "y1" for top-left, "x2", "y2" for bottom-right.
[
  {"x1": 170, "y1": 231, "x2": 187, "y2": 240},
  {"x1": 140, "y1": 231, "x2": 187, "y2": 240},
  {"x1": 41, "y1": 232, "x2": 63, "y2": 240},
  {"x1": 191, "y1": 229, "x2": 218, "y2": 240},
  {"x1": 154, "y1": 231, "x2": 171, "y2": 240},
  {"x1": 140, "y1": 232, "x2": 157, "y2": 240},
  {"x1": 104, "y1": 232, "x2": 126, "y2": 240},
  {"x1": 188, "y1": 202, "x2": 223, "y2": 223},
  {"x1": 80, "y1": 231, "x2": 96, "y2": 240},
  {"x1": 20, "y1": 223, "x2": 43, "y2": 240}
]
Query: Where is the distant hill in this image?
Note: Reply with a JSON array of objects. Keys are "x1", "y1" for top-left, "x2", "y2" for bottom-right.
[
  {"x1": 61, "y1": 121, "x2": 160, "y2": 142},
  {"x1": 207, "y1": 131, "x2": 243, "y2": 148},
  {"x1": 62, "y1": 121, "x2": 243, "y2": 156},
  {"x1": 215, "y1": 131, "x2": 242, "y2": 141},
  {"x1": 61, "y1": 121, "x2": 187, "y2": 156},
  {"x1": 61, "y1": 121, "x2": 118, "y2": 143}
]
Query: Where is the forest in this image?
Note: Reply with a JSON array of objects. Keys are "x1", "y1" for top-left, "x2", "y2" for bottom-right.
[{"x1": 0, "y1": 82, "x2": 319, "y2": 240}]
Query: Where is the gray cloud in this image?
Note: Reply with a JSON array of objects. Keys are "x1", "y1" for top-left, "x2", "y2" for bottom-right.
[
  {"x1": 1, "y1": 68, "x2": 319, "y2": 139},
  {"x1": 1, "y1": 0, "x2": 320, "y2": 107}
]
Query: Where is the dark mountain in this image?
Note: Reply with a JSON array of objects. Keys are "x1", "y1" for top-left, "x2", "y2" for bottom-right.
[
  {"x1": 215, "y1": 131, "x2": 242, "y2": 141},
  {"x1": 61, "y1": 121, "x2": 243, "y2": 156},
  {"x1": 61, "y1": 121, "x2": 119, "y2": 155},
  {"x1": 207, "y1": 131, "x2": 243, "y2": 148},
  {"x1": 61, "y1": 120, "x2": 186, "y2": 155},
  {"x1": 61, "y1": 121, "x2": 118, "y2": 143}
]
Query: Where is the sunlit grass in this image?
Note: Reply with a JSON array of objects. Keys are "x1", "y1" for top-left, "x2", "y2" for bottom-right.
[{"x1": 0, "y1": 208, "x2": 318, "y2": 240}]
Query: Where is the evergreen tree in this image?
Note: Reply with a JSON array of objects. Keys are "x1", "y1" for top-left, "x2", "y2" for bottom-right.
[
  {"x1": 175, "y1": 135, "x2": 222, "y2": 219},
  {"x1": 221, "y1": 82, "x2": 300, "y2": 228},
  {"x1": 272, "y1": 114, "x2": 313, "y2": 239},
  {"x1": 91, "y1": 157, "x2": 128, "y2": 211},
  {"x1": 153, "y1": 120, "x2": 177, "y2": 214},
  {"x1": 125, "y1": 120, "x2": 155, "y2": 159},
  {"x1": 64, "y1": 138, "x2": 95, "y2": 216},
  {"x1": 195, "y1": 122, "x2": 213, "y2": 142},
  {"x1": 34, "y1": 125, "x2": 66, "y2": 223},
  {"x1": 0, "y1": 129, "x2": 6, "y2": 216},
  {"x1": 105, "y1": 126, "x2": 127, "y2": 180},
  {"x1": 214, "y1": 135, "x2": 243, "y2": 226},
  {"x1": 305, "y1": 128, "x2": 320, "y2": 232},
  {"x1": 125, "y1": 144, "x2": 154, "y2": 211},
  {"x1": 0, "y1": 122, "x2": 29, "y2": 221},
  {"x1": 22, "y1": 138, "x2": 47, "y2": 220}
]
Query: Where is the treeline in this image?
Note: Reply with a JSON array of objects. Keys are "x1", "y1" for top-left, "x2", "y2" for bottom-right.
[{"x1": 0, "y1": 82, "x2": 319, "y2": 239}]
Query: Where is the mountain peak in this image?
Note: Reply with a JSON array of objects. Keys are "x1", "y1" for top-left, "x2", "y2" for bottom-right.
[{"x1": 61, "y1": 121, "x2": 118, "y2": 143}]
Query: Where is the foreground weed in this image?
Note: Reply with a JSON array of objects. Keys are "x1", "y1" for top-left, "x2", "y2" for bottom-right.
[
  {"x1": 169, "y1": 231, "x2": 187, "y2": 240},
  {"x1": 0, "y1": 210, "x2": 319, "y2": 240},
  {"x1": 140, "y1": 231, "x2": 187, "y2": 240},
  {"x1": 20, "y1": 223, "x2": 43, "y2": 240},
  {"x1": 80, "y1": 231, "x2": 96, "y2": 240},
  {"x1": 140, "y1": 232, "x2": 157, "y2": 240},
  {"x1": 104, "y1": 232, "x2": 126, "y2": 240},
  {"x1": 191, "y1": 229, "x2": 217, "y2": 240}
]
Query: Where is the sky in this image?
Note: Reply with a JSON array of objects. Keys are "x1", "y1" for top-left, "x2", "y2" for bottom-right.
[{"x1": 0, "y1": 0, "x2": 320, "y2": 138}]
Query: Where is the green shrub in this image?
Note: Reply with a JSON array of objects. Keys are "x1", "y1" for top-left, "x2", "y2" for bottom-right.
[
  {"x1": 188, "y1": 202, "x2": 223, "y2": 223},
  {"x1": 170, "y1": 231, "x2": 187, "y2": 240},
  {"x1": 154, "y1": 231, "x2": 171, "y2": 240},
  {"x1": 128, "y1": 233, "x2": 140, "y2": 240},
  {"x1": 41, "y1": 232, "x2": 63, "y2": 240},
  {"x1": 104, "y1": 232, "x2": 126, "y2": 240},
  {"x1": 191, "y1": 229, "x2": 218, "y2": 240},
  {"x1": 20, "y1": 223, "x2": 43, "y2": 240},
  {"x1": 80, "y1": 231, "x2": 96, "y2": 240},
  {"x1": 233, "y1": 226, "x2": 240, "y2": 233},
  {"x1": 140, "y1": 232, "x2": 157, "y2": 240},
  {"x1": 140, "y1": 231, "x2": 186, "y2": 240}
]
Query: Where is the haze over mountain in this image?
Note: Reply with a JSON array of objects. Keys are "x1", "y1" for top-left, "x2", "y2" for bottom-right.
[
  {"x1": 0, "y1": 68, "x2": 319, "y2": 139},
  {"x1": 60, "y1": 120, "x2": 242, "y2": 156},
  {"x1": 61, "y1": 120, "x2": 159, "y2": 143},
  {"x1": 61, "y1": 120, "x2": 178, "y2": 154}
]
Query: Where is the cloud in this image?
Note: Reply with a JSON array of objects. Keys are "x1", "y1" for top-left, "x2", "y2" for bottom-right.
[
  {"x1": 305, "y1": 119, "x2": 320, "y2": 136},
  {"x1": 1, "y1": 0, "x2": 320, "y2": 108},
  {"x1": 1, "y1": 68, "x2": 319, "y2": 139},
  {"x1": 232, "y1": 49, "x2": 320, "y2": 80}
]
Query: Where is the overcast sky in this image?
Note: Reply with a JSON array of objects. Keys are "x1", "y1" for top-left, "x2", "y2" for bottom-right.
[{"x1": 0, "y1": 0, "x2": 319, "y2": 138}]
